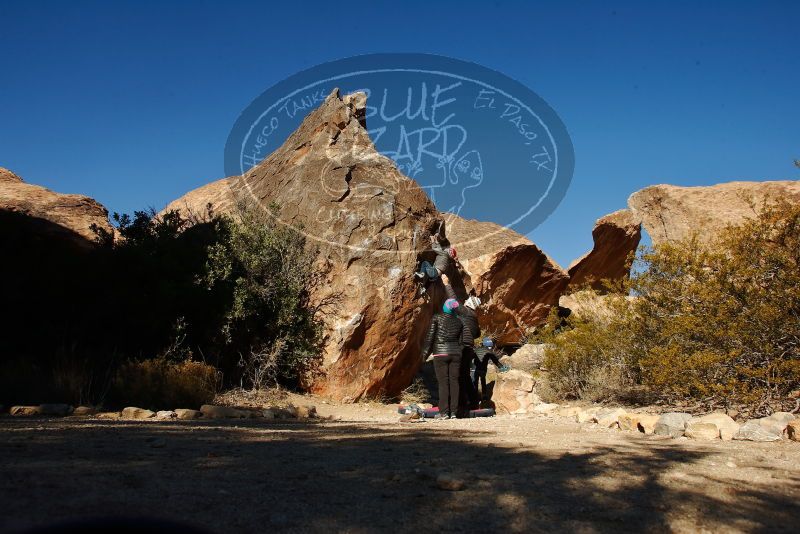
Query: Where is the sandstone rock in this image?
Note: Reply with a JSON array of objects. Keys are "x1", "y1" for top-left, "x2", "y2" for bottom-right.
[
  {"x1": 174, "y1": 409, "x2": 202, "y2": 420},
  {"x1": 698, "y1": 413, "x2": 740, "y2": 441},
  {"x1": 636, "y1": 414, "x2": 661, "y2": 434},
  {"x1": 592, "y1": 407, "x2": 627, "y2": 428},
  {"x1": 685, "y1": 421, "x2": 720, "y2": 440},
  {"x1": 559, "y1": 290, "x2": 631, "y2": 323},
  {"x1": 575, "y1": 407, "x2": 600, "y2": 424},
  {"x1": 0, "y1": 167, "x2": 23, "y2": 183},
  {"x1": 121, "y1": 407, "x2": 155, "y2": 420},
  {"x1": 555, "y1": 406, "x2": 581, "y2": 418},
  {"x1": 96, "y1": 411, "x2": 121, "y2": 420},
  {"x1": 532, "y1": 403, "x2": 559, "y2": 414},
  {"x1": 786, "y1": 420, "x2": 799, "y2": 442},
  {"x1": 38, "y1": 404, "x2": 73, "y2": 416},
  {"x1": 156, "y1": 410, "x2": 177, "y2": 420},
  {"x1": 762, "y1": 412, "x2": 795, "y2": 432},
  {"x1": 628, "y1": 181, "x2": 800, "y2": 246},
  {"x1": 10, "y1": 406, "x2": 40, "y2": 416},
  {"x1": 504, "y1": 344, "x2": 546, "y2": 371},
  {"x1": 436, "y1": 474, "x2": 465, "y2": 491},
  {"x1": 272, "y1": 407, "x2": 298, "y2": 419},
  {"x1": 654, "y1": 412, "x2": 692, "y2": 438},
  {"x1": 72, "y1": 406, "x2": 97, "y2": 416},
  {"x1": 733, "y1": 419, "x2": 784, "y2": 442},
  {"x1": 492, "y1": 370, "x2": 540, "y2": 415},
  {"x1": 165, "y1": 90, "x2": 439, "y2": 401},
  {"x1": 567, "y1": 209, "x2": 641, "y2": 292},
  {"x1": 0, "y1": 167, "x2": 114, "y2": 247},
  {"x1": 200, "y1": 405, "x2": 248, "y2": 419},
  {"x1": 618, "y1": 413, "x2": 643, "y2": 432},
  {"x1": 442, "y1": 214, "x2": 570, "y2": 345}
]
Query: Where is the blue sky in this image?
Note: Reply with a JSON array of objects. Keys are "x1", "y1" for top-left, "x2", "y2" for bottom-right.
[{"x1": 1, "y1": 0, "x2": 798, "y2": 267}]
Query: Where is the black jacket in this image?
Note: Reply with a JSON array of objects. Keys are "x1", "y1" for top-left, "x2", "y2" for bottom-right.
[
  {"x1": 443, "y1": 282, "x2": 481, "y2": 345},
  {"x1": 473, "y1": 347, "x2": 502, "y2": 372},
  {"x1": 422, "y1": 313, "x2": 470, "y2": 358}
]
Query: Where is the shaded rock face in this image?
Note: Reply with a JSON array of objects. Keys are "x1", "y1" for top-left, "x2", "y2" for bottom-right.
[
  {"x1": 567, "y1": 209, "x2": 641, "y2": 292},
  {"x1": 165, "y1": 90, "x2": 439, "y2": 401},
  {"x1": 0, "y1": 167, "x2": 113, "y2": 247},
  {"x1": 628, "y1": 181, "x2": 800, "y2": 246},
  {"x1": 443, "y1": 214, "x2": 569, "y2": 345}
]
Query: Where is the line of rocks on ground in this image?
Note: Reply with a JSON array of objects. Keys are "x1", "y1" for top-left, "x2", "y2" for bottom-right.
[
  {"x1": 2, "y1": 403, "x2": 319, "y2": 421},
  {"x1": 532, "y1": 403, "x2": 798, "y2": 443}
]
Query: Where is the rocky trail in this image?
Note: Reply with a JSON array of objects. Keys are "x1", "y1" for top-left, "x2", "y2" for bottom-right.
[{"x1": 2, "y1": 398, "x2": 798, "y2": 534}]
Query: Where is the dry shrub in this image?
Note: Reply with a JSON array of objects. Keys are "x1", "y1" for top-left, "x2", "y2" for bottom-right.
[
  {"x1": 400, "y1": 378, "x2": 432, "y2": 405},
  {"x1": 542, "y1": 199, "x2": 800, "y2": 416},
  {"x1": 109, "y1": 358, "x2": 220, "y2": 410}
]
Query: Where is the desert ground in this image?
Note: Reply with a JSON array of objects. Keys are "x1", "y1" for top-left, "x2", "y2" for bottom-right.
[{"x1": 1, "y1": 397, "x2": 798, "y2": 534}]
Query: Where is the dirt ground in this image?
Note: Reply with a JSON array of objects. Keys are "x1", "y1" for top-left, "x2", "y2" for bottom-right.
[{"x1": 1, "y1": 397, "x2": 799, "y2": 533}]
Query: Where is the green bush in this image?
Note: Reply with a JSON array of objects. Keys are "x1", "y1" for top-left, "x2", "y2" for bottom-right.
[{"x1": 543, "y1": 199, "x2": 800, "y2": 416}]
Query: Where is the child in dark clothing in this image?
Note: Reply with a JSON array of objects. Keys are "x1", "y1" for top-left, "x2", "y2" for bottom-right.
[{"x1": 472, "y1": 337, "x2": 508, "y2": 400}]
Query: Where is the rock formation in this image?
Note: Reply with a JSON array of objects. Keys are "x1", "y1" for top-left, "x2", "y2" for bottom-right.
[
  {"x1": 165, "y1": 90, "x2": 440, "y2": 400},
  {"x1": 0, "y1": 167, "x2": 113, "y2": 247},
  {"x1": 442, "y1": 214, "x2": 570, "y2": 345},
  {"x1": 566, "y1": 209, "x2": 641, "y2": 292},
  {"x1": 628, "y1": 180, "x2": 800, "y2": 246},
  {"x1": 165, "y1": 91, "x2": 573, "y2": 397}
]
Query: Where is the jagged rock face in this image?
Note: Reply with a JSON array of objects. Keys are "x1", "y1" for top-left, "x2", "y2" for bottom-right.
[
  {"x1": 628, "y1": 181, "x2": 800, "y2": 246},
  {"x1": 443, "y1": 214, "x2": 569, "y2": 345},
  {"x1": 567, "y1": 209, "x2": 641, "y2": 292},
  {"x1": 0, "y1": 167, "x2": 113, "y2": 246},
  {"x1": 162, "y1": 177, "x2": 237, "y2": 219},
  {"x1": 0, "y1": 167, "x2": 23, "y2": 183},
  {"x1": 165, "y1": 90, "x2": 439, "y2": 400}
]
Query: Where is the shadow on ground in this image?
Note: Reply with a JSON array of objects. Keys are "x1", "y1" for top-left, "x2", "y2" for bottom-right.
[{"x1": 0, "y1": 417, "x2": 798, "y2": 533}]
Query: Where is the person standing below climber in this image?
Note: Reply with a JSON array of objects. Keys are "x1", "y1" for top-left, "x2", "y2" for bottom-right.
[
  {"x1": 440, "y1": 273, "x2": 481, "y2": 413},
  {"x1": 414, "y1": 235, "x2": 457, "y2": 295},
  {"x1": 421, "y1": 298, "x2": 471, "y2": 419}
]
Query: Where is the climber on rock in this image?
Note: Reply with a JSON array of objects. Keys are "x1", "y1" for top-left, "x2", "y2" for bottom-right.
[{"x1": 414, "y1": 234, "x2": 457, "y2": 296}]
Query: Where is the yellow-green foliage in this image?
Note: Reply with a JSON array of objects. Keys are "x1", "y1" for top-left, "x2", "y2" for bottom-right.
[
  {"x1": 540, "y1": 295, "x2": 641, "y2": 402},
  {"x1": 110, "y1": 358, "x2": 220, "y2": 410},
  {"x1": 544, "y1": 199, "x2": 800, "y2": 415}
]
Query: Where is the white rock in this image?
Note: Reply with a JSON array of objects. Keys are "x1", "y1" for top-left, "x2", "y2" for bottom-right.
[
  {"x1": 734, "y1": 418, "x2": 784, "y2": 442},
  {"x1": 156, "y1": 410, "x2": 177, "y2": 420},
  {"x1": 654, "y1": 413, "x2": 692, "y2": 438},
  {"x1": 200, "y1": 404, "x2": 249, "y2": 419}
]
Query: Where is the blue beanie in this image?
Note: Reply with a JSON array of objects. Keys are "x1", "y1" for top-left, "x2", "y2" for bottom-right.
[{"x1": 482, "y1": 337, "x2": 494, "y2": 348}]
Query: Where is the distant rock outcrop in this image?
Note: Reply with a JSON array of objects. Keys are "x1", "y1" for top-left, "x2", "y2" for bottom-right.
[
  {"x1": 0, "y1": 167, "x2": 113, "y2": 247},
  {"x1": 567, "y1": 209, "x2": 641, "y2": 292},
  {"x1": 443, "y1": 214, "x2": 569, "y2": 345},
  {"x1": 628, "y1": 180, "x2": 800, "y2": 246}
]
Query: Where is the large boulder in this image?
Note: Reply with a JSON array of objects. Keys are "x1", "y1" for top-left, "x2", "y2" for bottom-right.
[
  {"x1": 697, "y1": 413, "x2": 740, "y2": 441},
  {"x1": 628, "y1": 181, "x2": 800, "y2": 246},
  {"x1": 502, "y1": 343, "x2": 546, "y2": 372},
  {"x1": 443, "y1": 214, "x2": 570, "y2": 345},
  {"x1": 492, "y1": 369, "x2": 540, "y2": 415},
  {"x1": 567, "y1": 209, "x2": 641, "y2": 292},
  {"x1": 0, "y1": 167, "x2": 114, "y2": 247},
  {"x1": 164, "y1": 90, "x2": 439, "y2": 401}
]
